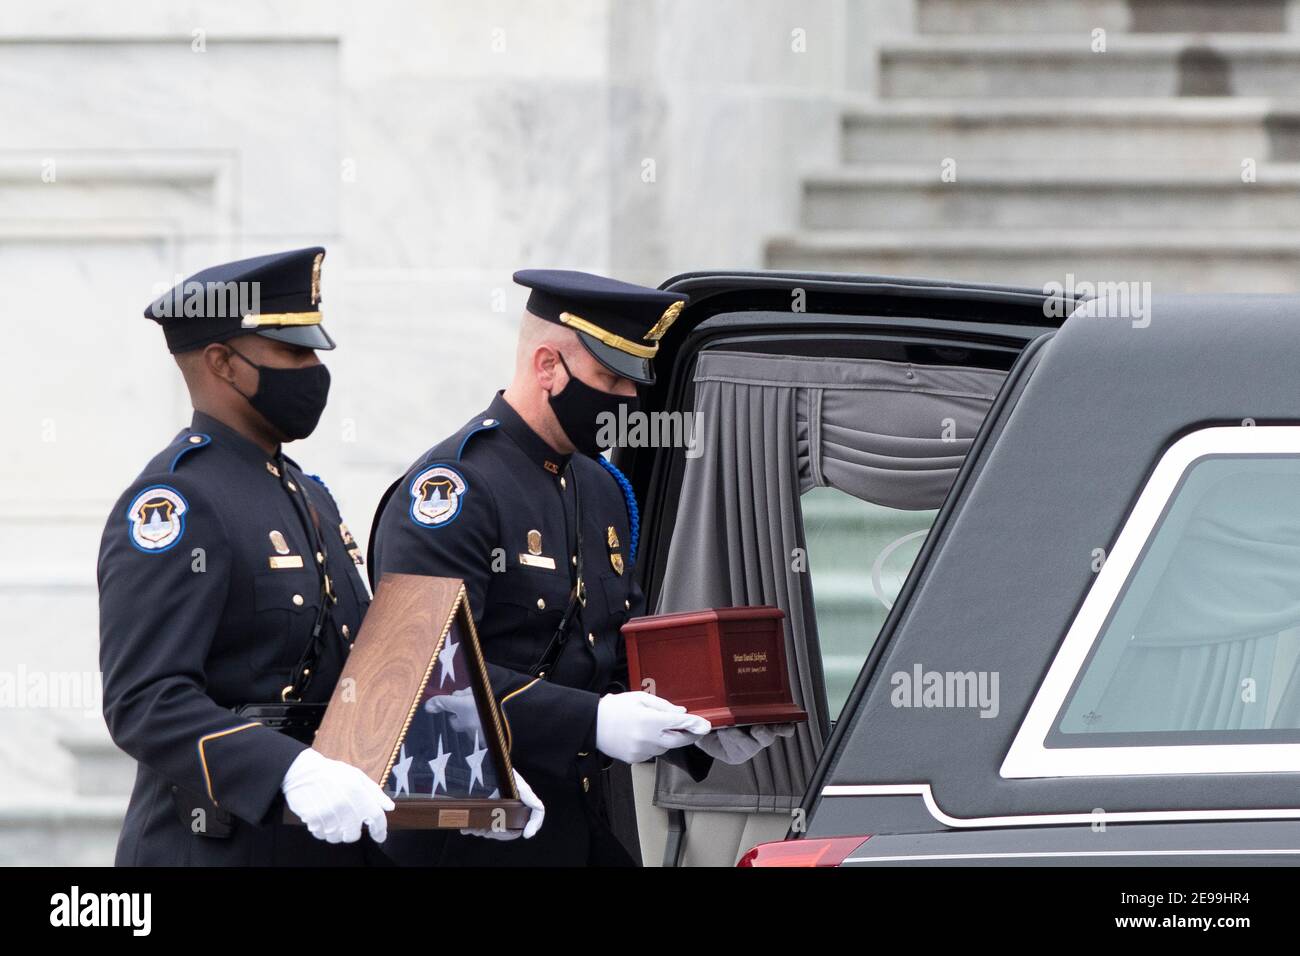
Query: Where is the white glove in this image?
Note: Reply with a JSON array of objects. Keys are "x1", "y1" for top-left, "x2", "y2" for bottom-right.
[
  {"x1": 460, "y1": 769, "x2": 545, "y2": 841},
  {"x1": 281, "y1": 747, "x2": 395, "y2": 844},
  {"x1": 694, "y1": 723, "x2": 797, "y2": 765},
  {"x1": 596, "y1": 691, "x2": 712, "y2": 764},
  {"x1": 423, "y1": 686, "x2": 478, "y2": 734}
]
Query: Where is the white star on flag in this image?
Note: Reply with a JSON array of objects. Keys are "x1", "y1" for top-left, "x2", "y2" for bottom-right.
[
  {"x1": 465, "y1": 730, "x2": 488, "y2": 793},
  {"x1": 392, "y1": 743, "x2": 413, "y2": 796},
  {"x1": 428, "y1": 734, "x2": 451, "y2": 796},
  {"x1": 438, "y1": 635, "x2": 459, "y2": 687}
]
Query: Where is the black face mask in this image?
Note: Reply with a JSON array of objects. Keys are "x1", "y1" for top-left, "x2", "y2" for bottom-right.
[
  {"x1": 549, "y1": 353, "x2": 639, "y2": 456},
  {"x1": 227, "y1": 345, "x2": 331, "y2": 441}
]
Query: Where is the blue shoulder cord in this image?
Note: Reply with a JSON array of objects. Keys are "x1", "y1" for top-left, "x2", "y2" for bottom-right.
[{"x1": 597, "y1": 456, "x2": 639, "y2": 563}]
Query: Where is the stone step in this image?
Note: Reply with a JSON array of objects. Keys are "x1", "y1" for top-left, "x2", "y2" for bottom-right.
[
  {"x1": 60, "y1": 731, "x2": 137, "y2": 798},
  {"x1": 842, "y1": 99, "x2": 1300, "y2": 168},
  {"x1": 0, "y1": 797, "x2": 126, "y2": 866},
  {"x1": 765, "y1": 230, "x2": 1300, "y2": 293},
  {"x1": 802, "y1": 166, "x2": 1300, "y2": 230},
  {"x1": 916, "y1": 0, "x2": 1291, "y2": 35},
  {"x1": 879, "y1": 36, "x2": 1300, "y2": 99}
]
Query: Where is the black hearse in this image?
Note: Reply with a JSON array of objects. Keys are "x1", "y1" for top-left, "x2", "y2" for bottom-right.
[{"x1": 616, "y1": 272, "x2": 1300, "y2": 867}]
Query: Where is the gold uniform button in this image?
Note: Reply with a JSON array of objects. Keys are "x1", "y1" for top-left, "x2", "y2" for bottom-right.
[
  {"x1": 587, "y1": 632, "x2": 595, "y2": 646},
  {"x1": 571, "y1": 555, "x2": 577, "y2": 566},
  {"x1": 536, "y1": 597, "x2": 546, "y2": 610},
  {"x1": 316, "y1": 551, "x2": 325, "y2": 564},
  {"x1": 292, "y1": 594, "x2": 304, "y2": 606},
  {"x1": 582, "y1": 777, "x2": 590, "y2": 793},
  {"x1": 287, "y1": 480, "x2": 298, "y2": 492},
  {"x1": 560, "y1": 477, "x2": 566, "y2": 490},
  {"x1": 624, "y1": 599, "x2": 630, "y2": 610},
  {"x1": 188, "y1": 435, "x2": 203, "y2": 444},
  {"x1": 341, "y1": 624, "x2": 350, "y2": 638}
]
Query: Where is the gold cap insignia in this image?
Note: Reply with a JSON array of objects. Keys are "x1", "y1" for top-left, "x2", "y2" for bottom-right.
[
  {"x1": 607, "y1": 526, "x2": 619, "y2": 550},
  {"x1": 310, "y1": 252, "x2": 324, "y2": 305},
  {"x1": 645, "y1": 300, "x2": 684, "y2": 342},
  {"x1": 269, "y1": 530, "x2": 290, "y2": 555},
  {"x1": 527, "y1": 530, "x2": 543, "y2": 555},
  {"x1": 610, "y1": 552, "x2": 624, "y2": 575}
]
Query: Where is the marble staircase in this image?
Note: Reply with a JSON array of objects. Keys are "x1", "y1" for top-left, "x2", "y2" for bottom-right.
[{"x1": 770, "y1": 0, "x2": 1300, "y2": 292}]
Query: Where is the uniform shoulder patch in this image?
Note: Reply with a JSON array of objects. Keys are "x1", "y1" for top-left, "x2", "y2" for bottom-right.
[
  {"x1": 408, "y1": 464, "x2": 468, "y2": 528},
  {"x1": 126, "y1": 484, "x2": 190, "y2": 553}
]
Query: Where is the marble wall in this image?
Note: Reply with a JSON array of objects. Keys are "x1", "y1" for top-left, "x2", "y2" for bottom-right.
[{"x1": 0, "y1": 1, "x2": 876, "y2": 801}]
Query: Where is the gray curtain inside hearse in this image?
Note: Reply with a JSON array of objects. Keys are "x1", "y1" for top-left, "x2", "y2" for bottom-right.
[{"x1": 642, "y1": 348, "x2": 1005, "y2": 864}]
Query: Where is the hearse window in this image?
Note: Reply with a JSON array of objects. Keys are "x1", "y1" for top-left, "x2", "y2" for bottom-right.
[
  {"x1": 802, "y1": 487, "x2": 935, "y2": 721},
  {"x1": 1002, "y1": 426, "x2": 1300, "y2": 778}
]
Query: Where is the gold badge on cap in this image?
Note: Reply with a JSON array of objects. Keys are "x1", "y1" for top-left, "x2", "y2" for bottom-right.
[
  {"x1": 527, "y1": 530, "x2": 543, "y2": 555},
  {"x1": 269, "y1": 530, "x2": 290, "y2": 555},
  {"x1": 310, "y1": 252, "x2": 324, "y2": 305},
  {"x1": 645, "y1": 300, "x2": 683, "y2": 342}
]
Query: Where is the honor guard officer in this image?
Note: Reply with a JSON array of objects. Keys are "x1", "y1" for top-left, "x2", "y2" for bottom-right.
[
  {"x1": 371, "y1": 270, "x2": 716, "y2": 867},
  {"x1": 97, "y1": 248, "x2": 549, "y2": 866}
]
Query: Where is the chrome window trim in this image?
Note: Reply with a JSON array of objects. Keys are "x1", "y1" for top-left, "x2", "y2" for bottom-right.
[
  {"x1": 821, "y1": 782, "x2": 1300, "y2": 828},
  {"x1": 1001, "y1": 424, "x2": 1300, "y2": 779}
]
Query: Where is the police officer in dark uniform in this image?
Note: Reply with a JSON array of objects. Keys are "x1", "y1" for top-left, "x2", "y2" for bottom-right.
[
  {"x1": 98, "y1": 248, "x2": 397, "y2": 865},
  {"x1": 370, "y1": 270, "x2": 715, "y2": 867}
]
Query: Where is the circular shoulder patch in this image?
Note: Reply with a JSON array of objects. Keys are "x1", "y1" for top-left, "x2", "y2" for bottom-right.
[
  {"x1": 126, "y1": 485, "x2": 189, "y2": 553},
  {"x1": 408, "y1": 465, "x2": 467, "y2": 528}
]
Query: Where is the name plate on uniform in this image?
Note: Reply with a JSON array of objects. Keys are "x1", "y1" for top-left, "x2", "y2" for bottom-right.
[
  {"x1": 302, "y1": 573, "x2": 529, "y2": 831},
  {"x1": 622, "y1": 606, "x2": 808, "y2": 728}
]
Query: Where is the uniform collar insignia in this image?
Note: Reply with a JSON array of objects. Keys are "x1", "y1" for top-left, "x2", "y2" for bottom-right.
[{"x1": 487, "y1": 391, "x2": 573, "y2": 475}]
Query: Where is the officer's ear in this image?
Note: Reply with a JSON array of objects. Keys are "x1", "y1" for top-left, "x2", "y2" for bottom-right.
[
  {"x1": 534, "y1": 345, "x2": 563, "y2": 394},
  {"x1": 202, "y1": 343, "x2": 239, "y2": 386}
]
